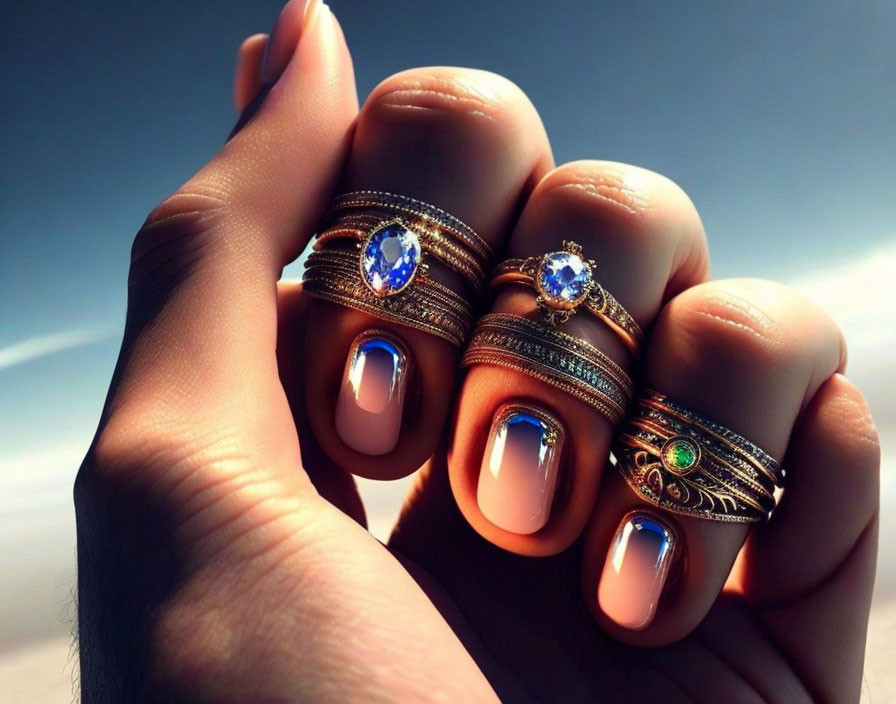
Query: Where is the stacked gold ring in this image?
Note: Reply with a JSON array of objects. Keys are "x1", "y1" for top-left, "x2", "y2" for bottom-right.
[
  {"x1": 462, "y1": 313, "x2": 633, "y2": 425},
  {"x1": 489, "y1": 240, "x2": 645, "y2": 358},
  {"x1": 303, "y1": 249, "x2": 473, "y2": 346},
  {"x1": 614, "y1": 390, "x2": 784, "y2": 523},
  {"x1": 303, "y1": 191, "x2": 490, "y2": 347},
  {"x1": 322, "y1": 191, "x2": 491, "y2": 292}
]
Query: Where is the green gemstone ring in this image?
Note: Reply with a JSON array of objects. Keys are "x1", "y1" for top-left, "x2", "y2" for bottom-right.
[{"x1": 613, "y1": 390, "x2": 784, "y2": 523}]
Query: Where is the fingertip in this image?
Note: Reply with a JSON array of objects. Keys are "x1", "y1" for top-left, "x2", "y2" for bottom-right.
[
  {"x1": 234, "y1": 33, "x2": 268, "y2": 113},
  {"x1": 261, "y1": 0, "x2": 323, "y2": 84}
]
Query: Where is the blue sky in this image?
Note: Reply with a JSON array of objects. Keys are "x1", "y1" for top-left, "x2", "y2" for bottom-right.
[
  {"x1": 3, "y1": 1, "x2": 894, "y2": 307},
  {"x1": 1, "y1": 0, "x2": 895, "y2": 647},
  {"x1": 2, "y1": 0, "x2": 894, "y2": 454}
]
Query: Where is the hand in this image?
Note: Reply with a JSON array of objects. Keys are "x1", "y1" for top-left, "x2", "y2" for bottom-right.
[{"x1": 75, "y1": 2, "x2": 880, "y2": 702}]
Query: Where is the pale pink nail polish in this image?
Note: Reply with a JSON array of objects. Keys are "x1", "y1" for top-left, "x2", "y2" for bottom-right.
[
  {"x1": 598, "y1": 511, "x2": 677, "y2": 630},
  {"x1": 335, "y1": 332, "x2": 409, "y2": 456},
  {"x1": 477, "y1": 404, "x2": 565, "y2": 535}
]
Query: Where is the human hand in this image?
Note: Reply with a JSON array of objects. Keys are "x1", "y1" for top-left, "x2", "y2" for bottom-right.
[{"x1": 75, "y1": 2, "x2": 879, "y2": 702}]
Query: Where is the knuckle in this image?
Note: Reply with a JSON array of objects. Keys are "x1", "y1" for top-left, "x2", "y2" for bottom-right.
[
  {"x1": 129, "y1": 189, "x2": 231, "y2": 301},
  {"x1": 142, "y1": 189, "x2": 229, "y2": 231},
  {"x1": 133, "y1": 190, "x2": 229, "y2": 266},
  {"x1": 525, "y1": 161, "x2": 707, "y2": 293},
  {"x1": 80, "y1": 408, "x2": 190, "y2": 492},
  {"x1": 536, "y1": 161, "x2": 663, "y2": 219},
  {"x1": 823, "y1": 376, "x2": 882, "y2": 472},
  {"x1": 363, "y1": 67, "x2": 535, "y2": 139},
  {"x1": 668, "y1": 279, "x2": 843, "y2": 376},
  {"x1": 535, "y1": 161, "x2": 697, "y2": 224},
  {"x1": 77, "y1": 404, "x2": 259, "y2": 521}
]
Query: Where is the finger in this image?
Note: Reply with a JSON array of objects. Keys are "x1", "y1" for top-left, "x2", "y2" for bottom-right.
[
  {"x1": 450, "y1": 161, "x2": 709, "y2": 555},
  {"x1": 583, "y1": 279, "x2": 846, "y2": 646},
  {"x1": 86, "y1": 3, "x2": 357, "y2": 538},
  {"x1": 735, "y1": 374, "x2": 879, "y2": 702},
  {"x1": 261, "y1": 0, "x2": 321, "y2": 83},
  {"x1": 302, "y1": 67, "x2": 554, "y2": 479},
  {"x1": 233, "y1": 33, "x2": 268, "y2": 113}
]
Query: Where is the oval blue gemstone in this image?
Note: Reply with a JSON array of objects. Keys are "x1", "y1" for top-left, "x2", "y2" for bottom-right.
[
  {"x1": 538, "y1": 251, "x2": 591, "y2": 304},
  {"x1": 361, "y1": 224, "x2": 421, "y2": 296}
]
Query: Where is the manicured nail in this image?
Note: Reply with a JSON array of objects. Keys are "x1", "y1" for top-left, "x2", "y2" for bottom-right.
[
  {"x1": 335, "y1": 332, "x2": 409, "y2": 456},
  {"x1": 477, "y1": 404, "x2": 565, "y2": 535},
  {"x1": 598, "y1": 511, "x2": 677, "y2": 630},
  {"x1": 260, "y1": 0, "x2": 321, "y2": 83}
]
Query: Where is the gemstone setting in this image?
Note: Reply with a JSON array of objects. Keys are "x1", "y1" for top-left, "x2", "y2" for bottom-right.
[
  {"x1": 535, "y1": 248, "x2": 593, "y2": 310},
  {"x1": 360, "y1": 221, "x2": 422, "y2": 297},
  {"x1": 660, "y1": 436, "x2": 700, "y2": 475}
]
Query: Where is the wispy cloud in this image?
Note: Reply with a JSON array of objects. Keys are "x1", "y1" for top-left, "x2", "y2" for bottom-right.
[
  {"x1": 790, "y1": 241, "x2": 896, "y2": 355},
  {"x1": 0, "y1": 326, "x2": 116, "y2": 372}
]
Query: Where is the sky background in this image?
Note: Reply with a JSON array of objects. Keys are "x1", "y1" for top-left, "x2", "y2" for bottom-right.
[{"x1": 0, "y1": 0, "x2": 894, "y2": 696}]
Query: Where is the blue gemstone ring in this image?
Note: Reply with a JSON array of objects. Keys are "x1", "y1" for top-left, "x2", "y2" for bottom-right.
[
  {"x1": 359, "y1": 219, "x2": 422, "y2": 297},
  {"x1": 303, "y1": 191, "x2": 487, "y2": 346},
  {"x1": 534, "y1": 243, "x2": 594, "y2": 311},
  {"x1": 490, "y1": 241, "x2": 645, "y2": 358},
  {"x1": 313, "y1": 191, "x2": 490, "y2": 296}
]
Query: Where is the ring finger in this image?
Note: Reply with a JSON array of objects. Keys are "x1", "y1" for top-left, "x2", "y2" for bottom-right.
[{"x1": 584, "y1": 278, "x2": 846, "y2": 645}]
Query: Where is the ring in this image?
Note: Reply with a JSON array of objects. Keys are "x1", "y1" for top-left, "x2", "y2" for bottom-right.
[
  {"x1": 613, "y1": 390, "x2": 785, "y2": 523},
  {"x1": 462, "y1": 313, "x2": 633, "y2": 425},
  {"x1": 318, "y1": 191, "x2": 491, "y2": 293},
  {"x1": 303, "y1": 191, "x2": 489, "y2": 346},
  {"x1": 490, "y1": 240, "x2": 645, "y2": 358},
  {"x1": 304, "y1": 249, "x2": 472, "y2": 347}
]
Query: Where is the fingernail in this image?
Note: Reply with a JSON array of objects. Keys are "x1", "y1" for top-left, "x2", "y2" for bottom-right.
[
  {"x1": 477, "y1": 404, "x2": 565, "y2": 535},
  {"x1": 260, "y1": 0, "x2": 321, "y2": 83},
  {"x1": 598, "y1": 511, "x2": 677, "y2": 630},
  {"x1": 335, "y1": 332, "x2": 409, "y2": 456}
]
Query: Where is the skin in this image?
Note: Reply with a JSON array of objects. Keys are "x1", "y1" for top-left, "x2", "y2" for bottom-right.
[{"x1": 75, "y1": 2, "x2": 880, "y2": 702}]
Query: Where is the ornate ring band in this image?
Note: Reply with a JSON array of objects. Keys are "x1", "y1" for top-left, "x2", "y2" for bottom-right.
[
  {"x1": 304, "y1": 191, "x2": 488, "y2": 347},
  {"x1": 328, "y1": 190, "x2": 491, "y2": 263},
  {"x1": 613, "y1": 390, "x2": 784, "y2": 523},
  {"x1": 490, "y1": 240, "x2": 645, "y2": 358},
  {"x1": 315, "y1": 212, "x2": 486, "y2": 289},
  {"x1": 304, "y1": 249, "x2": 472, "y2": 347},
  {"x1": 320, "y1": 190, "x2": 491, "y2": 293},
  {"x1": 462, "y1": 313, "x2": 633, "y2": 425}
]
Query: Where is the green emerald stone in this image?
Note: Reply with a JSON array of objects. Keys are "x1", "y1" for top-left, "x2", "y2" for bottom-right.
[{"x1": 664, "y1": 439, "x2": 697, "y2": 471}]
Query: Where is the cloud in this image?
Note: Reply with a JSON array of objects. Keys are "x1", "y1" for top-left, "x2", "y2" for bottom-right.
[
  {"x1": 789, "y1": 241, "x2": 896, "y2": 357},
  {"x1": 0, "y1": 442, "x2": 90, "y2": 514},
  {"x1": 0, "y1": 326, "x2": 115, "y2": 372}
]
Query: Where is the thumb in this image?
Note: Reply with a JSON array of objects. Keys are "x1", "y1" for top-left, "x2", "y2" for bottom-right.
[{"x1": 84, "y1": 2, "x2": 356, "y2": 551}]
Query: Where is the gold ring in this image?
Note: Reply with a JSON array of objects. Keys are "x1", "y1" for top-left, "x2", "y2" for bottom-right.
[
  {"x1": 490, "y1": 240, "x2": 644, "y2": 358},
  {"x1": 304, "y1": 249, "x2": 472, "y2": 347},
  {"x1": 303, "y1": 191, "x2": 488, "y2": 346},
  {"x1": 613, "y1": 389, "x2": 784, "y2": 523},
  {"x1": 462, "y1": 313, "x2": 633, "y2": 425}
]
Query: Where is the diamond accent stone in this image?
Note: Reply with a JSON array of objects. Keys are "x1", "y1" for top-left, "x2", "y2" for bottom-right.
[
  {"x1": 361, "y1": 223, "x2": 421, "y2": 296},
  {"x1": 537, "y1": 251, "x2": 592, "y2": 308}
]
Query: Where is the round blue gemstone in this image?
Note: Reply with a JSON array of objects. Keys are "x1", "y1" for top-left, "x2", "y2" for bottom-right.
[
  {"x1": 538, "y1": 252, "x2": 591, "y2": 304},
  {"x1": 361, "y1": 224, "x2": 421, "y2": 296}
]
